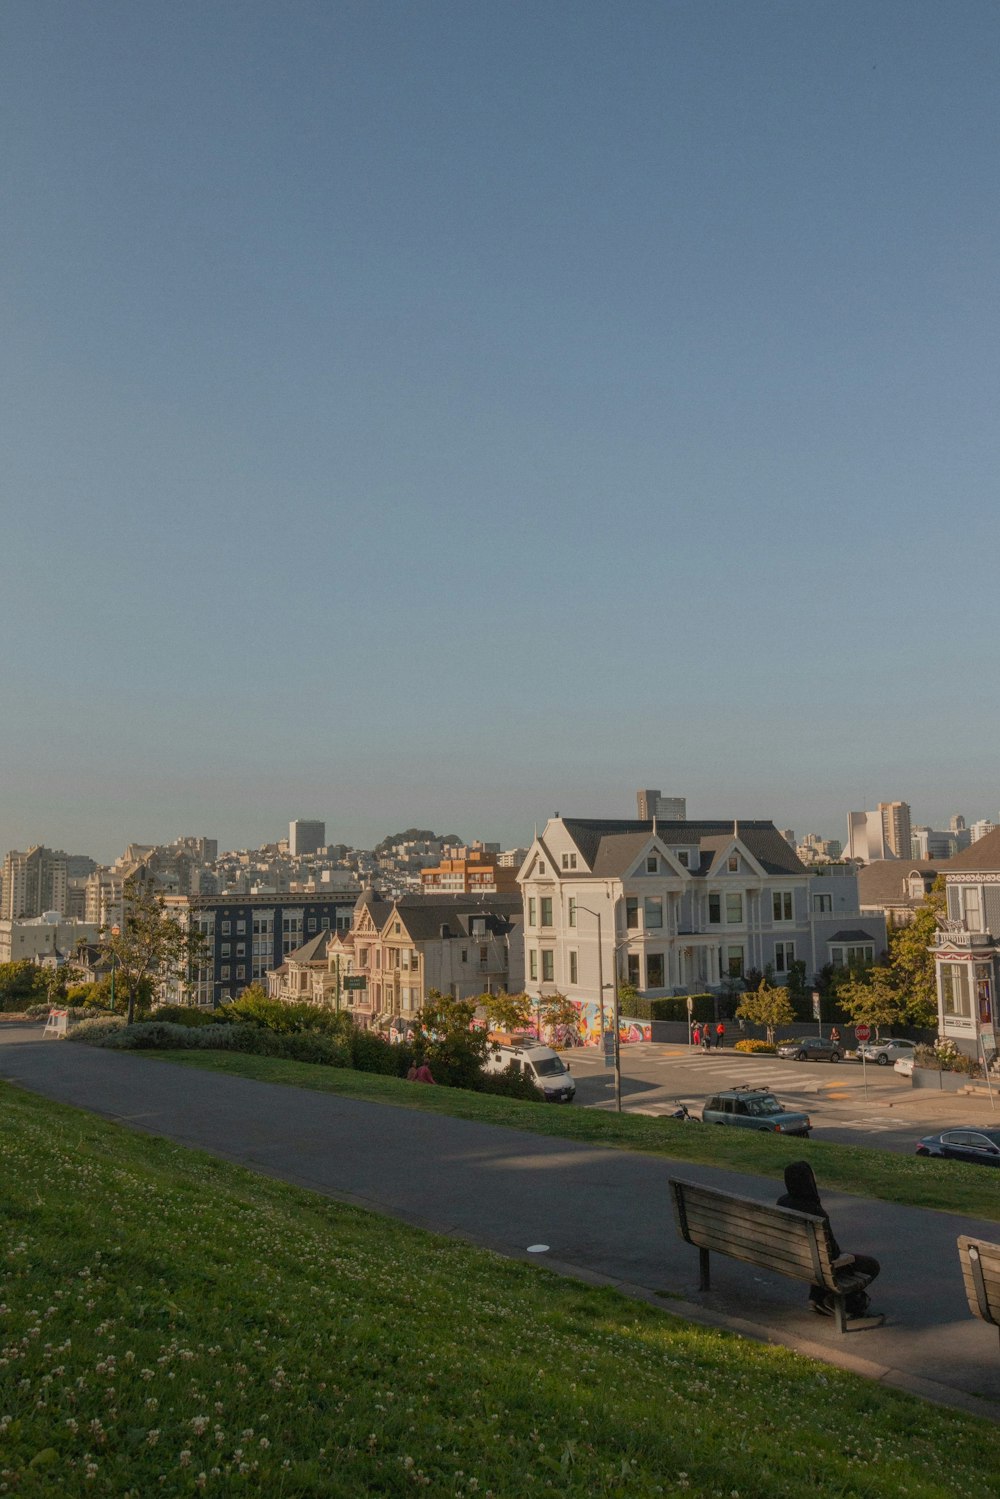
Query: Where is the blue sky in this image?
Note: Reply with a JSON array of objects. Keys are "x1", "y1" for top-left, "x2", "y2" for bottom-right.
[{"x1": 2, "y1": 2, "x2": 998, "y2": 860}]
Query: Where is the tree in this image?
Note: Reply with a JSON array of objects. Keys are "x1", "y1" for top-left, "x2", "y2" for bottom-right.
[
  {"x1": 417, "y1": 991, "x2": 490, "y2": 1089},
  {"x1": 888, "y1": 881, "x2": 945, "y2": 1028},
  {"x1": 0, "y1": 960, "x2": 47, "y2": 1012},
  {"x1": 736, "y1": 979, "x2": 795, "y2": 1046},
  {"x1": 538, "y1": 991, "x2": 580, "y2": 1044},
  {"x1": 837, "y1": 965, "x2": 905, "y2": 1038},
  {"x1": 481, "y1": 990, "x2": 533, "y2": 1035},
  {"x1": 99, "y1": 879, "x2": 208, "y2": 1025}
]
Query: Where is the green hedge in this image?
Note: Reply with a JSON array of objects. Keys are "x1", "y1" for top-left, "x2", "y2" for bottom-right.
[{"x1": 628, "y1": 994, "x2": 717, "y2": 1023}]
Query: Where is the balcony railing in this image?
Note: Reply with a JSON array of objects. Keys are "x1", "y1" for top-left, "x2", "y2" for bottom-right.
[{"x1": 931, "y1": 926, "x2": 996, "y2": 949}]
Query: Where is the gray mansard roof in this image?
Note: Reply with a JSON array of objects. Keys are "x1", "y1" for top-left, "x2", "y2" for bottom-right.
[{"x1": 560, "y1": 818, "x2": 806, "y2": 878}]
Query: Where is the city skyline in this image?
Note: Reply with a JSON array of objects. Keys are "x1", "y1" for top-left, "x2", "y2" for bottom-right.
[{"x1": 4, "y1": 4, "x2": 999, "y2": 858}]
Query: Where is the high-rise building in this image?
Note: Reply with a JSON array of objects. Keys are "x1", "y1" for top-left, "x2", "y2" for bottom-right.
[
  {"x1": 847, "y1": 803, "x2": 911, "y2": 862},
  {"x1": 0, "y1": 846, "x2": 68, "y2": 919},
  {"x1": 636, "y1": 790, "x2": 687, "y2": 820},
  {"x1": 879, "y1": 801, "x2": 912, "y2": 861},
  {"x1": 289, "y1": 820, "x2": 326, "y2": 857}
]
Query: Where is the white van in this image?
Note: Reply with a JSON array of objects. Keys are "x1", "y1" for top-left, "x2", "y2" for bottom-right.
[{"x1": 484, "y1": 1040, "x2": 576, "y2": 1103}]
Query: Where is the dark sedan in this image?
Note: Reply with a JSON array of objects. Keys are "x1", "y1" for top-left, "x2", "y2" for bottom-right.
[
  {"x1": 916, "y1": 1128, "x2": 1000, "y2": 1167},
  {"x1": 775, "y1": 1035, "x2": 843, "y2": 1063}
]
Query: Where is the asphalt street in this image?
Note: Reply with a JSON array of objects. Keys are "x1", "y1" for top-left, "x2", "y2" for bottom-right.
[
  {"x1": 3, "y1": 1023, "x2": 1000, "y2": 1422},
  {"x1": 566, "y1": 1041, "x2": 1000, "y2": 1152}
]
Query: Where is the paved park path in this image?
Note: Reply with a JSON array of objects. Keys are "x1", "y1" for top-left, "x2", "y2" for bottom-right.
[{"x1": 3, "y1": 1026, "x2": 999, "y2": 1422}]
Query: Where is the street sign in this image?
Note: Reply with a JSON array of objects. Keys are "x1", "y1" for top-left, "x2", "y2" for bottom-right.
[
  {"x1": 603, "y1": 1030, "x2": 615, "y2": 1069},
  {"x1": 343, "y1": 975, "x2": 367, "y2": 991},
  {"x1": 811, "y1": 990, "x2": 821, "y2": 1021},
  {"x1": 854, "y1": 1023, "x2": 871, "y2": 1043}
]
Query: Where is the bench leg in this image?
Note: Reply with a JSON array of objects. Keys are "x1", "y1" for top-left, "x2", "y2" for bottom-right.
[
  {"x1": 699, "y1": 1247, "x2": 710, "y2": 1292},
  {"x1": 833, "y1": 1294, "x2": 847, "y2": 1334}
]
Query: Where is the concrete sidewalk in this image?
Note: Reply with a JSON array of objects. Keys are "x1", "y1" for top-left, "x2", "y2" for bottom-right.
[{"x1": 3, "y1": 1029, "x2": 1000, "y2": 1424}]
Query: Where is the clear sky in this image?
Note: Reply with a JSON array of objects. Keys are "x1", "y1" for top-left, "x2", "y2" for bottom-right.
[{"x1": 3, "y1": 1, "x2": 998, "y2": 861}]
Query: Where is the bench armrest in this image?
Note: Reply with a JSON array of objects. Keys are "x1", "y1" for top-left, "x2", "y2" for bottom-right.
[{"x1": 832, "y1": 1254, "x2": 856, "y2": 1270}]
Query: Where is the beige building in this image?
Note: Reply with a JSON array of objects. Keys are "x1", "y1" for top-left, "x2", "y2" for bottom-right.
[
  {"x1": 1, "y1": 846, "x2": 68, "y2": 920},
  {"x1": 0, "y1": 914, "x2": 99, "y2": 965},
  {"x1": 299, "y1": 890, "x2": 523, "y2": 1029}
]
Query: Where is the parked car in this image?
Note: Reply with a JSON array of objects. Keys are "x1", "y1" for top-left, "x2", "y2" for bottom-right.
[
  {"x1": 483, "y1": 1041, "x2": 576, "y2": 1103},
  {"x1": 701, "y1": 1087, "x2": 811, "y2": 1137},
  {"x1": 857, "y1": 1038, "x2": 918, "y2": 1067},
  {"x1": 916, "y1": 1128, "x2": 1000, "y2": 1167},
  {"x1": 775, "y1": 1036, "x2": 842, "y2": 1063},
  {"x1": 893, "y1": 1056, "x2": 915, "y2": 1077}
]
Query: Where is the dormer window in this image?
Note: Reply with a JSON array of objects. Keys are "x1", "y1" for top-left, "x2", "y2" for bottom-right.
[
  {"x1": 677, "y1": 851, "x2": 689, "y2": 868},
  {"x1": 727, "y1": 855, "x2": 739, "y2": 872},
  {"x1": 561, "y1": 853, "x2": 577, "y2": 870},
  {"x1": 538, "y1": 861, "x2": 546, "y2": 874},
  {"x1": 646, "y1": 856, "x2": 658, "y2": 873}
]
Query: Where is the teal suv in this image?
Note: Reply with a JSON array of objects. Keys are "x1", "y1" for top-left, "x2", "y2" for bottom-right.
[{"x1": 701, "y1": 1087, "x2": 811, "y2": 1137}]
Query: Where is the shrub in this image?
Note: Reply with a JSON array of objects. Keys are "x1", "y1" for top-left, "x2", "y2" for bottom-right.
[
  {"x1": 278, "y1": 1032, "x2": 351, "y2": 1067},
  {"x1": 477, "y1": 1066, "x2": 543, "y2": 1101},
  {"x1": 349, "y1": 1027, "x2": 413, "y2": 1076},
  {"x1": 152, "y1": 1004, "x2": 222, "y2": 1027},
  {"x1": 221, "y1": 992, "x2": 344, "y2": 1035},
  {"x1": 24, "y1": 1002, "x2": 53, "y2": 1018},
  {"x1": 733, "y1": 1039, "x2": 775, "y2": 1054},
  {"x1": 646, "y1": 995, "x2": 717, "y2": 1023},
  {"x1": 66, "y1": 1016, "x2": 128, "y2": 1044},
  {"x1": 100, "y1": 1021, "x2": 203, "y2": 1051}
]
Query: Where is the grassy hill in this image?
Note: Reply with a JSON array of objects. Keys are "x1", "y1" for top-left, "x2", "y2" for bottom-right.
[{"x1": 1, "y1": 1082, "x2": 996, "y2": 1497}]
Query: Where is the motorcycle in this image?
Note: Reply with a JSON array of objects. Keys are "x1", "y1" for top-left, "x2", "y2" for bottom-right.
[{"x1": 668, "y1": 1103, "x2": 699, "y2": 1122}]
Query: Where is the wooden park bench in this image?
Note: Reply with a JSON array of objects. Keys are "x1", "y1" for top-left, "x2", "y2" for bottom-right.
[
  {"x1": 669, "y1": 1177, "x2": 880, "y2": 1334},
  {"x1": 958, "y1": 1235, "x2": 1000, "y2": 1348}
]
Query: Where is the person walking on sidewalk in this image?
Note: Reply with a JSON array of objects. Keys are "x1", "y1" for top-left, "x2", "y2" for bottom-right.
[
  {"x1": 692, "y1": 1023, "x2": 701, "y2": 1049},
  {"x1": 715, "y1": 1021, "x2": 725, "y2": 1049},
  {"x1": 701, "y1": 1024, "x2": 712, "y2": 1053}
]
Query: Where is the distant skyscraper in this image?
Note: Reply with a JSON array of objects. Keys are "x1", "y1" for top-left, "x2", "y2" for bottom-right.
[
  {"x1": 636, "y1": 790, "x2": 687, "y2": 820},
  {"x1": 1, "y1": 846, "x2": 68, "y2": 919},
  {"x1": 289, "y1": 820, "x2": 326, "y2": 857},
  {"x1": 879, "y1": 801, "x2": 912, "y2": 861}
]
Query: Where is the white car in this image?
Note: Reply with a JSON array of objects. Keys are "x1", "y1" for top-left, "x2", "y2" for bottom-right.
[
  {"x1": 858, "y1": 1038, "x2": 917, "y2": 1067},
  {"x1": 893, "y1": 1055, "x2": 915, "y2": 1077}
]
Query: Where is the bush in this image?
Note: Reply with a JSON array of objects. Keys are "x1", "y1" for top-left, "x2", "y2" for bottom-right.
[
  {"x1": 477, "y1": 1066, "x2": 543, "y2": 1101},
  {"x1": 733, "y1": 1039, "x2": 775, "y2": 1054},
  {"x1": 66, "y1": 1016, "x2": 128, "y2": 1044},
  {"x1": 645, "y1": 995, "x2": 717, "y2": 1023},
  {"x1": 221, "y1": 992, "x2": 345, "y2": 1035},
  {"x1": 24, "y1": 1002, "x2": 53, "y2": 1018},
  {"x1": 152, "y1": 1004, "x2": 222, "y2": 1027},
  {"x1": 349, "y1": 1028, "x2": 413, "y2": 1076},
  {"x1": 278, "y1": 1032, "x2": 351, "y2": 1067},
  {"x1": 99, "y1": 1021, "x2": 203, "y2": 1051}
]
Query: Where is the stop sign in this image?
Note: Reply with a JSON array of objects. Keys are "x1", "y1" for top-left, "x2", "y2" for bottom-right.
[{"x1": 855, "y1": 1023, "x2": 871, "y2": 1043}]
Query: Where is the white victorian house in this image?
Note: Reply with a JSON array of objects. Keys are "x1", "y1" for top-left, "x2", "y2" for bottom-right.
[{"x1": 517, "y1": 816, "x2": 884, "y2": 1039}]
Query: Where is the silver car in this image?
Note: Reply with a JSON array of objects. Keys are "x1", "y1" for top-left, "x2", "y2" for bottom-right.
[
  {"x1": 857, "y1": 1038, "x2": 917, "y2": 1067},
  {"x1": 775, "y1": 1036, "x2": 843, "y2": 1063}
]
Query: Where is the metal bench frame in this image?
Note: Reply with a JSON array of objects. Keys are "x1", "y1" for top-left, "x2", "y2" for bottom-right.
[{"x1": 669, "y1": 1177, "x2": 877, "y2": 1334}]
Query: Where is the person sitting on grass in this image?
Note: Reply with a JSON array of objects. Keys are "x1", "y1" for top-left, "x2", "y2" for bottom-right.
[{"x1": 776, "y1": 1160, "x2": 880, "y2": 1318}]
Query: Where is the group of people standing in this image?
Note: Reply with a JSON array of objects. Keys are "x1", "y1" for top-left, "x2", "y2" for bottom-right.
[{"x1": 692, "y1": 1021, "x2": 725, "y2": 1051}]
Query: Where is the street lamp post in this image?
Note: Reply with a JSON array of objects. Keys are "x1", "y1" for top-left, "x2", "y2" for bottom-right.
[{"x1": 575, "y1": 904, "x2": 606, "y2": 1041}]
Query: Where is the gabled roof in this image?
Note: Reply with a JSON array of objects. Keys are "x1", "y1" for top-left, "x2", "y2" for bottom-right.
[
  {"x1": 938, "y1": 828, "x2": 1000, "y2": 873},
  {"x1": 391, "y1": 895, "x2": 520, "y2": 943},
  {"x1": 285, "y1": 930, "x2": 336, "y2": 965},
  {"x1": 828, "y1": 928, "x2": 882, "y2": 943},
  {"x1": 558, "y1": 818, "x2": 805, "y2": 878},
  {"x1": 857, "y1": 860, "x2": 947, "y2": 906}
]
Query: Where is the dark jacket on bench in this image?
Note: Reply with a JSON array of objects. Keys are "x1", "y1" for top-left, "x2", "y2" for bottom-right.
[{"x1": 777, "y1": 1161, "x2": 880, "y2": 1313}]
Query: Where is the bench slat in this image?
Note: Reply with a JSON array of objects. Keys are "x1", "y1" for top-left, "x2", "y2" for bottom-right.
[{"x1": 957, "y1": 1236, "x2": 1000, "y2": 1330}]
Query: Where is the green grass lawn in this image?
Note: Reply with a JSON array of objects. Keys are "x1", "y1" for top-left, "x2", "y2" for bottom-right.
[
  {"x1": 1, "y1": 1083, "x2": 998, "y2": 1499},
  {"x1": 155, "y1": 1049, "x2": 1000, "y2": 1222}
]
